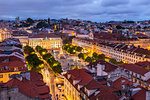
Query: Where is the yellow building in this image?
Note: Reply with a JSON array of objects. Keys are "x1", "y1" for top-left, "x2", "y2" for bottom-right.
[
  {"x1": 64, "y1": 69, "x2": 93, "y2": 100},
  {"x1": 0, "y1": 38, "x2": 28, "y2": 83},
  {"x1": 0, "y1": 28, "x2": 11, "y2": 42},
  {"x1": 72, "y1": 38, "x2": 150, "y2": 64},
  {"x1": 29, "y1": 33, "x2": 62, "y2": 50},
  {"x1": 0, "y1": 72, "x2": 21, "y2": 83},
  {"x1": 0, "y1": 59, "x2": 28, "y2": 83}
]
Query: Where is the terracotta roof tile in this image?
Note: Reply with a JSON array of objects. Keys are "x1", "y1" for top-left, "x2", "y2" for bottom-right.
[{"x1": 120, "y1": 64, "x2": 149, "y2": 76}]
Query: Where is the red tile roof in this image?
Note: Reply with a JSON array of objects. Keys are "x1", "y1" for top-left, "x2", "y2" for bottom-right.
[
  {"x1": 120, "y1": 64, "x2": 149, "y2": 76},
  {"x1": 64, "y1": 69, "x2": 93, "y2": 91},
  {"x1": 88, "y1": 60, "x2": 118, "y2": 73},
  {"x1": 136, "y1": 61, "x2": 150, "y2": 68},
  {"x1": 90, "y1": 86, "x2": 120, "y2": 100},
  {"x1": 132, "y1": 88, "x2": 146, "y2": 100},
  {"x1": 29, "y1": 33, "x2": 60, "y2": 38},
  {"x1": 113, "y1": 77, "x2": 133, "y2": 90},
  {"x1": 3, "y1": 72, "x2": 51, "y2": 99},
  {"x1": 64, "y1": 69, "x2": 120, "y2": 100},
  {"x1": 0, "y1": 60, "x2": 28, "y2": 73},
  {"x1": 84, "y1": 79, "x2": 106, "y2": 90},
  {"x1": 0, "y1": 55, "x2": 23, "y2": 62}
]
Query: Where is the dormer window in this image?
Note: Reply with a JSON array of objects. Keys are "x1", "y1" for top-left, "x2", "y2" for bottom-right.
[
  {"x1": 67, "y1": 74, "x2": 71, "y2": 79},
  {"x1": 14, "y1": 67, "x2": 18, "y2": 71}
]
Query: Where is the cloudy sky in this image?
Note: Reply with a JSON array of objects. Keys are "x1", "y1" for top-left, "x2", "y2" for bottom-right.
[{"x1": 0, "y1": 0, "x2": 150, "y2": 22}]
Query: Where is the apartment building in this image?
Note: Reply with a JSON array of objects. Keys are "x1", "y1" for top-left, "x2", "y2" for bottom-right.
[
  {"x1": 88, "y1": 32, "x2": 150, "y2": 50},
  {"x1": 72, "y1": 38, "x2": 150, "y2": 63},
  {"x1": 0, "y1": 38, "x2": 28, "y2": 83},
  {"x1": 0, "y1": 28, "x2": 11, "y2": 42},
  {"x1": 87, "y1": 60, "x2": 150, "y2": 91},
  {"x1": 64, "y1": 68, "x2": 150, "y2": 100}
]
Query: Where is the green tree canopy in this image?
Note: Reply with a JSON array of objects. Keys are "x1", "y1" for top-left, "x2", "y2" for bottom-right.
[
  {"x1": 23, "y1": 45, "x2": 35, "y2": 55},
  {"x1": 35, "y1": 45, "x2": 43, "y2": 53},
  {"x1": 116, "y1": 25, "x2": 123, "y2": 29},
  {"x1": 52, "y1": 64, "x2": 63, "y2": 74},
  {"x1": 76, "y1": 46, "x2": 83, "y2": 52},
  {"x1": 25, "y1": 54, "x2": 44, "y2": 72},
  {"x1": 85, "y1": 56, "x2": 92, "y2": 62},
  {"x1": 98, "y1": 54, "x2": 105, "y2": 60},
  {"x1": 36, "y1": 21, "x2": 48, "y2": 28},
  {"x1": 26, "y1": 18, "x2": 34, "y2": 24},
  {"x1": 110, "y1": 58, "x2": 118, "y2": 64},
  {"x1": 93, "y1": 52, "x2": 98, "y2": 58},
  {"x1": 78, "y1": 53, "x2": 84, "y2": 59},
  {"x1": 42, "y1": 53, "x2": 52, "y2": 61}
]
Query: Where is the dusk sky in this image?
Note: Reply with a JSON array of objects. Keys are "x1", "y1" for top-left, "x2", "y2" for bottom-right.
[{"x1": 0, "y1": 0, "x2": 150, "y2": 22}]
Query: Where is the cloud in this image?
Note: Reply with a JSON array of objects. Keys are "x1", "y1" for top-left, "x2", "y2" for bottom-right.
[
  {"x1": 101, "y1": 0, "x2": 130, "y2": 7},
  {"x1": 0, "y1": 0, "x2": 149, "y2": 22}
]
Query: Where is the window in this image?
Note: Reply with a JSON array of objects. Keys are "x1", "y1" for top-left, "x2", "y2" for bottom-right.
[
  {"x1": 4, "y1": 66, "x2": 7, "y2": 70},
  {"x1": 0, "y1": 75, "x2": 3, "y2": 78}
]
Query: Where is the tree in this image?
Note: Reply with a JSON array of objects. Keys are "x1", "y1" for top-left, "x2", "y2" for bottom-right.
[
  {"x1": 98, "y1": 54, "x2": 105, "y2": 60},
  {"x1": 62, "y1": 45, "x2": 68, "y2": 51},
  {"x1": 52, "y1": 64, "x2": 63, "y2": 74},
  {"x1": 40, "y1": 49, "x2": 48, "y2": 55},
  {"x1": 35, "y1": 45, "x2": 43, "y2": 53},
  {"x1": 85, "y1": 56, "x2": 92, "y2": 62},
  {"x1": 26, "y1": 18, "x2": 34, "y2": 24},
  {"x1": 78, "y1": 53, "x2": 84, "y2": 59},
  {"x1": 76, "y1": 46, "x2": 83, "y2": 52},
  {"x1": 116, "y1": 25, "x2": 122, "y2": 29},
  {"x1": 68, "y1": 47, "x2": 76, "y2": 54},
  {"x1": 110, "y1": 58, "x2": 118, "y2": 64},
  {"x1": 36, "y1": 21, "x2": 48, "y2": 28},
  {"x1": 42, "y1": 53, "x2": 52, "y2": 61},
  {"x1": 93, "y1": 52, "x2": 98, "y2": 58},
  {"x1": 117, "y1": 61, "x2": 124, "y2": 65},
  {"x1": 25, "y1": 54, "x2": 44, "y2": 73},
  {"x1": 35, "y1": 46, "x2": 47, "y2": 55},
  {"x1": 23, "y1": 45, "x2": 35, "y2": 55}
]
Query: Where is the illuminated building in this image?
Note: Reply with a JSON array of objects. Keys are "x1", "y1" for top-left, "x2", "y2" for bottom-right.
[
  {"x1": 88, "y1": 32, "x2": 150, "y2": 49},
  {"x1": 0, "y1": 56, "x2": 28, "y2": 83},
  {"x1": 72, "y1": 38, "x2": 150, "y2": 63},
  {"x1": 64, "y1": 69, "x2": 150, "y2": 100},
  {"x1": 29, "y1": 33, "x2": 62, "y2": 50},
  {"x1": 0, "y1": 38, "x2": 28, "y2": 83},
  {"x1": 60, "y1": 29, "x2": 76, "y2": 36},
  {"x1": 87, "y1": 60, "x2": 150, "y2": 90},
  {"x1": 12, "y1": 33, "x2": 29, "y2": 46},
  {"x1": 0, "y1": 28, "x2": 11, "y2": 42}
]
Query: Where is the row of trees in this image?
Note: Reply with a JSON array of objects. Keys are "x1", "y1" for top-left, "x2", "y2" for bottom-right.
[
  {"x1": 23, "y1": 45, "x2": 44, "y2": 73},
  {"x1": 78, "y1": 52, "x2": 123, "y2": 65},
  {"x1": 35, "y1": 46, "x2": 48, "y2": 56},
  {"x1": 78, "y1": 52, "x2": 105, "y2": 63},
  {"x1": 36, "y1": 46, "x2": 63, "y2": 74},
  {"x1": 62, "y1": 44, "x2": 83, "y2": 54},
  {"x1": 62, "y1": 44, "x2": 123, "y2": 65}
]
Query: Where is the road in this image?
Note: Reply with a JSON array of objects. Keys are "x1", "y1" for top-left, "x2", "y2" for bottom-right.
[{"x1": 35, "y1": 50, "x2": 56, "y2": 100}]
